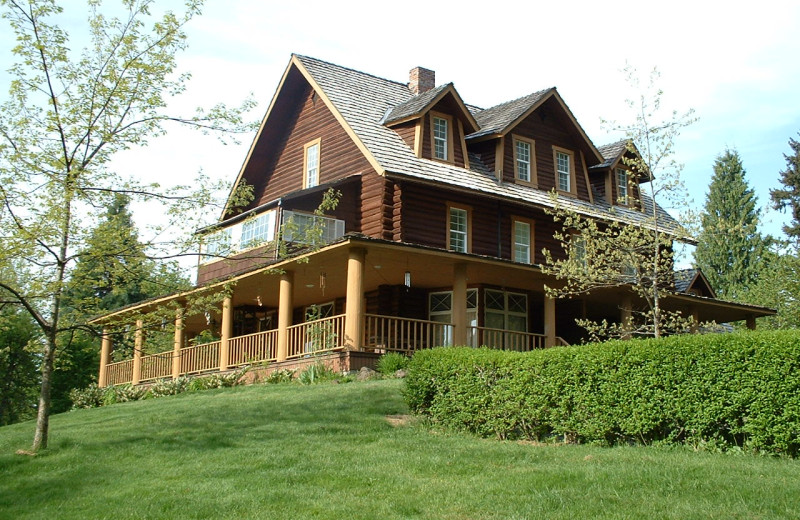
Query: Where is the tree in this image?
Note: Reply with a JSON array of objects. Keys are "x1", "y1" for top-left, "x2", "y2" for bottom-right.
[
  {"x1": 771, "y1": 134, "x2": 800, "y2": 243},
  {"x1": 694, "y1": 149, "x2": 770, "y2": 299},
  {"x1": 0, "y1": 306, "x2": 40, "y2": 426},
  {"x1": 0, "y1": 0, "x2": 253, "y2": 452},
  {"x1": 741, "y1": 249, "x2": 800, "y2": 330},
  {"x1": 542, "y1": 67, "x2": 696, "y2": 340},
  {"x1": 49, "y1": 194, "x2": 190, "y2": 414}
]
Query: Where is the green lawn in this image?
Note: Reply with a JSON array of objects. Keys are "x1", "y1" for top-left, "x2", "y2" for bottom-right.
[{"x1": 1, "y1": 379, "x2": 799, "y2": 519}]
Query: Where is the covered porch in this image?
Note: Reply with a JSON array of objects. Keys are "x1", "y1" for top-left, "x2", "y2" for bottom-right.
[{"x1": 95, "y1": 236, "x2": 772, "y2": 387}]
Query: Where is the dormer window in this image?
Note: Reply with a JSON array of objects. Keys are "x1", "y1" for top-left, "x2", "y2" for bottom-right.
[
  {"x1": 433, "y1": 116, "x2": 448, "y2": 161},
  {"x1": 513, "y1": 136, "x2": 537, "y2": 186},
  {"x1": 616, "y1": 168, "x2": 629, "y2": 205},
  {"x1": 303, "y1": 138, "x2": 320, "y2": 188},
  {"x1": 553, "y1": 146, "x2": 576, "y2": 195}
]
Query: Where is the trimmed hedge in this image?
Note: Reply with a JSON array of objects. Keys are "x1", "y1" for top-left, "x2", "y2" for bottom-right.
[{"x1": 403, "y1": 330, "x2": 800, "y2": 456}]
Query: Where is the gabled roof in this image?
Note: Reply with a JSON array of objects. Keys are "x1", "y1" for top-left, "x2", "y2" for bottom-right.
[
  {"x1": 674, "y1": 268, "x2": 717, "y2": 298},
  {"x1": 469, "y1": 88, "x2": 552, "y2": 138},
  {"x1": 592, "y1": 139, "x2": 653, "y2": 182},
  {"x1": 229, "y1": 54, "x2": 682, "y2": 237},
  {"x1": 381, "y1": 83, "x2": 479, "y2": 132}
]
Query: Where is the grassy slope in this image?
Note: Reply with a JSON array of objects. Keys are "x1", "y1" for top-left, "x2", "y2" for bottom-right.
[{"x1": 1, "y1": 379, "x2": 799, "y2": 520}]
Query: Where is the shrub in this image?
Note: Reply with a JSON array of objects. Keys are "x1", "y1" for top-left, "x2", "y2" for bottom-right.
[
  {"x1": 263, "y1": 369, "x2": 295, "y2": 384},
  {"x1": 376, "y1": 352, "x2": 410, "y2": 375},
  {"x1": 297, "y1": 362, "x2": 336, "y2": 385},
  {"x1": 70, "y1": 383, "x2": 105, "y2": 409},
  {"x1": 404, "y1": 330, "x2": 800, "y2": 456},
  {"x1": 149, "y1": 377, "x2": 190, "y2": 397}
]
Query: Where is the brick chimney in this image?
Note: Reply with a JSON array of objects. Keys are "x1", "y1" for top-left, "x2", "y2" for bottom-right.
[{"x1": 408, "y1": 66, "x2": 435, "y2": 95}]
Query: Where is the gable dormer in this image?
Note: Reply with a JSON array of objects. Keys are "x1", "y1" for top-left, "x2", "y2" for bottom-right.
[
  {"x1": 383, "y1": 67, "x2": 478, "y2": 169},
  {"x1": 465, "y1": 89, "x2": 603, "y2": 203},
  {"x1": 591, "y1": 140, "x2": 650, "y2": 210}
]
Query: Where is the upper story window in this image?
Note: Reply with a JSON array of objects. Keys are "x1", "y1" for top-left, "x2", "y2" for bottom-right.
[
  {"x1": 513, "y1": 136, "x2": 536, "y2": 185},
  {"x1": 513, "y1": 218, "x2": 533, "y2": 264},
  {"x1": 616, "y1": 168, "x2": 629, "y2": 205},
  {"x1": 433, "y1": 116, "x2": 448, "y2": 161},
  {"x1": 303, "y1": 138, "x2": 321, "y2": 188},
  {"x1": 447, "y1": 204, "x2": 470, "y2": 253},
  {"x1": 553, "y1": 146, "x2": 575, "y2": 195},
  {"x1": 241, "y1": 211, "x2": 277, "y2": 249}
]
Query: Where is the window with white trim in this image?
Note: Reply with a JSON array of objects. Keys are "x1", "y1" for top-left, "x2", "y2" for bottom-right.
[
  {"x1": 202, "y1": 228, "x2": 232, "y2": 262},
  {"x1": 513, "y1": 137, "x2": 536, "y2": 184},
  {"x1": 616, "y1": 168, "x2": 629, "y2": 205},
  {"x1": 428, "y1": 289, "x2": 478, "y2": 347},
  {"x1": 484, "y1": 289, "x2": 528, "y2": 333},
  {"x1": 448, "y1": 206, "x2": 469, "y2": 253},
  {"x1": 433, "y1": 116, "x2": 448, "y2": 161},
  {"x1": 556, "y1": 151, "x2": 571, "y2": 192},
  {"x1": 240, "y1": 211, "x2": 276, "y2": 249},
  {"x1": 513, "y1": 220, "x2": 532, "y2": 264},
  {"x1": 304, "y1": 139, "x2": 320, "y2": 188}
]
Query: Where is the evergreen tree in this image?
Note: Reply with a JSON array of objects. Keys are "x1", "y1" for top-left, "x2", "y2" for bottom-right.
[
  {"x1": 694, "y1": 149, "x2": 770, "y2": 299},
  {"x1": 771, "y1": 134, "x2": 800, "y2": 243},
  {"x1": 51, "y1": 195, "x2": 190, "y2": 413}
]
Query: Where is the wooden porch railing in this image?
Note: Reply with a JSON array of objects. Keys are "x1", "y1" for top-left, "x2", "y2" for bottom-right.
[
  {"x1": 363, "y1": 314, "x2": 453, "y2": 354},
  {"x1": 181, "y1": 341, "x2": 220, "y2": 375},
  {"x1": 229, "y1": 329, "x2": 279, "y2": 366},
  {"x1": 140, "y1": 350, "x2": 173, "y2": 382},
  {"x1": 106, "y1": 359, "x2": 134, "y2": 386},
  {"x1": 468, "y1": 326, "x2": 548, "y2": 351},
  {"x1": 287, "y1": 314, "x2": 345, "y2": 359}
]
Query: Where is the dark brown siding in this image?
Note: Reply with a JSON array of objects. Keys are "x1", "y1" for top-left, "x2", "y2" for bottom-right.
[
  {"x1": 197, "y1": 243, "x2": 277, "y2": 285},
  {"x1": 392, "y1": 121, "x2": 417, "y2": 151},
  {"x1": 360, "y1": 173, "x2": 393, "y2": 240},
  {"x1": 499, "y1": 97, "x2": 591, "y2": 201},
  {"x1": 469, "y1": 140, "x2": 497, "y2": 174},
  {"x1": 238, "y1": 67, "x2": 375, "y2": 213}
]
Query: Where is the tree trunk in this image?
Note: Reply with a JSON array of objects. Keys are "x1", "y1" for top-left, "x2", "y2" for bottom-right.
[{"x1": 32, "y1": 338, "x2": 56, "y2": 451}]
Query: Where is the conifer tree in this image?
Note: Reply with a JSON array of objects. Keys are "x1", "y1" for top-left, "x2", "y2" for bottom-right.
[
  {"x1": 694, "y1": 149, "x2": 769, "y2": 299},
  {"x1": 771, "y1": 134, "x2": 800, "y2": 243}
]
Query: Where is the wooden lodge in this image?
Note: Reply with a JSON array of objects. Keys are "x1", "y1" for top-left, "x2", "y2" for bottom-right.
[{"x1": 93, "y1": 55, "x2": 774, "y2": 386}]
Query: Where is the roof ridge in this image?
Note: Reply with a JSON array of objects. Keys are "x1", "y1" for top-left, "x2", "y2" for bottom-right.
[
  {"x1": 293, "y1": 53, "x2": 410, "y2": 90},
  {"x1": 476, "y1": 87, "x2": 555, "y2": 114}
]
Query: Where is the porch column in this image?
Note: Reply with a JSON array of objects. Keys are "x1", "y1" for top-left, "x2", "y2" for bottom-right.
[
  {"x1": 620, "y1": 294, "x2": 632, "y2": 340},
  {"x1": 344, "y1": 247, "x2": 366, "y2": 351},
  {"x1": 219, "y1": 296, "x2": 233, "y2": 371},
  {"x1": 544, "y1": 296, "x2": 556, "y2": 348},
  {"x1": 132, "y1": 319, "x2": 144, "y2": 385},
  {"x1": 172, "y1": 309, "x2": 184, "y2": 379},
  {"x1": 689, "y1": 306, "x2": 700, "y2": 334},
  {"x1": 746, "y1": 314, "x2": 757, "y2": 331},
  {"x1": 277, "y1": 271, "x2": 294, "y2": 361},
  {"x1": 452, "y1": 263, "x2": 468, "y2": 346},
  {"x1": 99, "y1": 329, "x2": 112, "y2": 387}
]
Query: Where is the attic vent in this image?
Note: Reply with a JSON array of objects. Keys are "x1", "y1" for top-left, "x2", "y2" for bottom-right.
[{"x1": 408, "y1": 66, "x2": 435, "y2": 95}]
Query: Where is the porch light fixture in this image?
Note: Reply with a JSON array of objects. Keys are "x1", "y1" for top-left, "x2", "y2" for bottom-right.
[
  {"x1": 204, "y1": 312, "x2": 212, "y2": 325},
  {"x1": 404, "y1": 270, "x2": 411, "y2": 287},
  {"x1": 256, "y1": 295, "x2": 263, "y2": 307}
]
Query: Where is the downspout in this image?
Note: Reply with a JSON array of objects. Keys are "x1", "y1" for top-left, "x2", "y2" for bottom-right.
[{"x1": 496, "y1": 201, "x2": 503, "y2": 258}]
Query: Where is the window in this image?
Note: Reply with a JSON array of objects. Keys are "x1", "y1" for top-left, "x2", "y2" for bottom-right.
[
  {"x1": 303, "y1": 139, "x2": 320, "y2": 188},
  {"x1": 429, "y1": 289, "x2": 478, "y2": 347},
  {"x1": 513, "y1": 219, "x2": 533, "y2": 264},
  {"x1": 572, "y1": 233, "x2": 587, "y2": 267},
  {"x1": 448, "y1": 205, "x2": 470, "y2": 253},
  {"x1": 556, "y1": 151, "x2": 571, "y2": 192},
  {"x1": 616, "y1": 168, "x2": 629, "y2": 205},
  {"x1": 282, "y1": 211, "x2": 345, "y2": 245},
  {"x1": 240, "y1": 211, "x2": 276, "y2": 249},
  {"x1": 513, "y1": 136, "x2": 536, "y2": 185},
  {"x1": 484, "y1": 289, "x2": 528, "y2": 333},
  {"x1": 202, "y1": 228, "x2": 232, "y2": 262},
  {"x1": 433, "y1": 116, "x2": 448, "y2": 161}
]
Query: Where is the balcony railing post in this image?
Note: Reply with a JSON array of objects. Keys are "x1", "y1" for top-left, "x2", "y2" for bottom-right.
[
  {"x1": 220, "y1": 296, "x2": 232, "y2": 371},
  {"x1": 544, "y1": 297, "x2": 556, "y2": 348},
  {"x1": 99, "y1": 329, "x2": 113, "y2": 387}
]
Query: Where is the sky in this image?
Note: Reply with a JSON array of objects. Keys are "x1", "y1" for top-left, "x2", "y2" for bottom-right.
[{"x1": 2, "y1": 0, "x2": 800, "y2": 249}]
